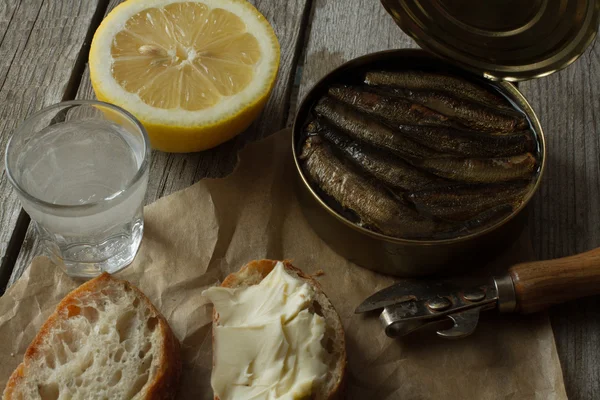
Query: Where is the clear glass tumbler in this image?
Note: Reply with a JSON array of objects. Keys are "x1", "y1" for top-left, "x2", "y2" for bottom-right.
[{"x1": 5, "y1": 100, "x2": 150, "y2": 278}]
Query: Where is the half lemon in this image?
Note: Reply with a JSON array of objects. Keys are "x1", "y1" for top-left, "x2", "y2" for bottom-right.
[{"x1": 89, "y1": 0, "x2": 280, "y2": 152}]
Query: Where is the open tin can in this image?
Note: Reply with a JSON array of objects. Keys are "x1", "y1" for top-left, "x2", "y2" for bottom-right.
[{"x1": 291, "y1": 1, "x2": 598, "y2": 277}]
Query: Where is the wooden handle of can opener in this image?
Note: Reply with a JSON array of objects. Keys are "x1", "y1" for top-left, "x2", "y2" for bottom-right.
[{"x1": 508, "y1": 247, "x2": 600, "y2": 314}]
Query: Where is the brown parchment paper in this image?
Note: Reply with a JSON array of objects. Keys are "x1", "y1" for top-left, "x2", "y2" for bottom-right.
[{"x1": 0, "y1": 130, "x2": 567, "y2": 399}]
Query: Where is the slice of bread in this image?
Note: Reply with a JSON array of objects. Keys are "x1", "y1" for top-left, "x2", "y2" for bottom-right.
[
  {"x1": 3, "y1": 273, "x2": 181, "y2": 400},
  {"x1": 213, "y1": 259, "x2": 346, "y2": 400}
]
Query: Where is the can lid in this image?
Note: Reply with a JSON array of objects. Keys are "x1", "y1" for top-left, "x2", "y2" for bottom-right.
[{"x1": 381, "y1": 0, "x2": 599, "y2": 81}]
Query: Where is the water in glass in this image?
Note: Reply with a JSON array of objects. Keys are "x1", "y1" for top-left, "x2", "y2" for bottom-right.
[{"x1": 6, "y1": 102, "x2": 149, "y2": 278}]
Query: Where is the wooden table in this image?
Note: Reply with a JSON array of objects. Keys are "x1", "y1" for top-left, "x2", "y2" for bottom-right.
[{"x1": 0, "y1": 1, "x2": 598, "y2": 397}]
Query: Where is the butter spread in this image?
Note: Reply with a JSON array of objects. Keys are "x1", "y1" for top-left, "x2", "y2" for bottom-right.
[{"x1": 202, "y1": 262, "x2": 328, "y2": 400}]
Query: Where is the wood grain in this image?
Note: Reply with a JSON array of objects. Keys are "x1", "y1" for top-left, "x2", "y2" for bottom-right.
[
  {"x1": 8, "y1": 0, "x2": 312, "y2": 284},
  {"x1": 509, "y1": 247, "x2": 600, "y2": 314},
  {"x1": 295, "y1": 0, "x2": 418, "y2": 105},
  {"x1": 0, "y1": 1, "x2": 23, "y2": 87},
  {"x1": 521, "y1": 38, "x2": 600, "y2": 400},
  {"x1": 0, "y1": 0, "x2": 103, "y2": 282}
]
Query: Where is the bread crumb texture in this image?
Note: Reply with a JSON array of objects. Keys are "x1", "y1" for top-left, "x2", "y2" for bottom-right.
[{"x1": 4, "y1": 277, "x2": 164, "y2": 400}]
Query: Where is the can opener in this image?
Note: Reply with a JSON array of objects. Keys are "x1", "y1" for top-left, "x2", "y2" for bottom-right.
[{"x1": 355, "y1": 248, "x2": 600, "y2": 338}]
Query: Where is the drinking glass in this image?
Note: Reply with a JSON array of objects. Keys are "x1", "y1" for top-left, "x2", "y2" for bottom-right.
[{"x1": 5, "y1": 100, "x2": 150, "y2": 278}]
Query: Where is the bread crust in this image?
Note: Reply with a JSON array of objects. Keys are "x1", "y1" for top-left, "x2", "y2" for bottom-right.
[
  {"x1": 213, "y1": 259, "x2": 346, "y2": 400},
  {"x1": 3, "y1": 273, "x2": 182, "y2": 400}
]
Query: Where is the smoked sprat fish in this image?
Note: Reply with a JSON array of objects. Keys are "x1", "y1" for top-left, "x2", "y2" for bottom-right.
[
  {"x1": 300, "y1": 136, "x2": 448, "y2": 238},
  {"x1": 406, "y1": 183, "x2": 531, "y2": 221},
  {"x1": 374, "y1": 87, "x2": 528, "y2": 132},
  {"x1": 365, "y1": 70, "x2": 509, "y2": 110},
  {"x1": 328, "y1": 85, "x2": 456, "y2": 128},
  {"x1": 414, "y1": 153, "x2": 537, "y2": 183},
  {"x1": 307, "y1": 119, "x2": 441, "y2": 191},
  {"x1": 462, "y1": 204, "x2": 515, "y2": 232},
  {"x1": 391, "y1": 124, "x2": 536, "y2": 157},
  {"x1": 314, "y1": 96, "x2": 439, "y2": 159}
]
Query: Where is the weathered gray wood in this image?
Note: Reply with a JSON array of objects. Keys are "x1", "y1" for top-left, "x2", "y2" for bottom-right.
[
  {"x1": 0, "y1": 1, "x2": 103, "y2": 278},
  {"x1": 9, "y1": 0, "x2": 311, "y2": 284},
  {"x1": 0, "y1": 1, "x2": 21, "y2": 86},
  {"x1": 521, "y1": 39, "x2": 600, "y2": 400},
  {"x1": 295, "y1": 1, "x2": 599, "y2": 399},
  {"x1": 296, "y1": 0, "x2": 418, "y2": 104}
]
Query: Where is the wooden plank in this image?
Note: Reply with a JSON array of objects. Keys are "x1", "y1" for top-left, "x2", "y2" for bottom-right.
[
  {"x1": 0, "y1": 1, "x2": 19, "y2": 49},
  {"x1": 296, "y1": 0, "x2": 418, "y2": 103},
  {"x1": 9, "y1": 0, "x2": 311, "y2": 284},
  {"x1": 0, "y1": 0, "x2": 21, "y2": 88},
  {"x1": 521, "y1": 39, "x2": 600, "y2": 400},
  {"x1": 0, "y1": 0, "x2": 103, "y2": 282}
]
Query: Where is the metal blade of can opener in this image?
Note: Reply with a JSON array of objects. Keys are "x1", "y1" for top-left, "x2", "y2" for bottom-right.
[
  {"x1": 355, "y1": 276, "x2": 516, "y2": 339},
  {"x1": 356, "y1": 247, "x2": 600, "y2": 339}
]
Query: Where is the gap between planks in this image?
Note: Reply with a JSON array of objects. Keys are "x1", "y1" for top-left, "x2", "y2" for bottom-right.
[{"x1": 0, "y1": 0, "x2": 111, "y2": 294}]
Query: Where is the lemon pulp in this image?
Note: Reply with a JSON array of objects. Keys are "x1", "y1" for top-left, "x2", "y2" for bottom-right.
[
  {"x1": 89, "y1": 0, "x2": 280, "y2": 152},
  {"x1": 111, "y1": 3, "x2": 261, "y2": 111}
]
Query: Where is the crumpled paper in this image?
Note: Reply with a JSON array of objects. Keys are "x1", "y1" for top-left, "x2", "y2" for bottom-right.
[{"x1": 0, "y1": 130, "x2": 567, "y2": 399}]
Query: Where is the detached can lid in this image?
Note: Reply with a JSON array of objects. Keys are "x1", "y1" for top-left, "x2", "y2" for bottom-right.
[{"x1": 381, "y1": 0, "x2": 599, "y2": 81}]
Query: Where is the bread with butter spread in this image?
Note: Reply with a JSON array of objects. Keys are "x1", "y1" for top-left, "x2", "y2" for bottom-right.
[
  {"x1": 204, "y1": 259, "x2": 346, "y2": 400},
  {"x1": 3, "y1": 273, "x2": 181, "y2": 400}
]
